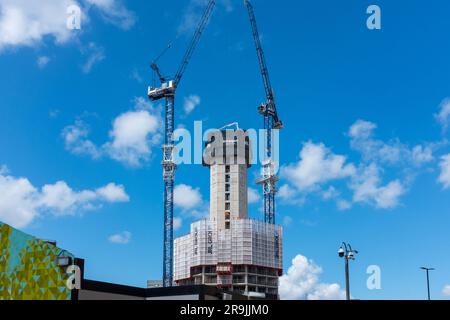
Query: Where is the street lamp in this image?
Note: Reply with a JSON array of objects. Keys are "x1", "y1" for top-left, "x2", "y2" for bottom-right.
[
  {"x1": 338, "y1": 242, "x2": 358, "y2": 300},
  {"x1": 420, "y1": 267, "x2": 435, "y2": 300}
]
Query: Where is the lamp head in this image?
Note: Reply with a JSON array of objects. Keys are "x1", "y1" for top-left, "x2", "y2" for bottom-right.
[
  {"x1": 421, "y1": 267, "x2": 435, "y2": 271},
  {"x1": 338, "y1": 246, "x2": 345, "y2": 258},
  {"x1": 55, "y1": 256, "x2": 72, "y2": 267},
  {"x1": 348, "y1": 251, "x2": 355, "y2": 260}
]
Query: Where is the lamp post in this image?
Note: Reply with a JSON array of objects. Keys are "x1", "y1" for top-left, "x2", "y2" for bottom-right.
[
  {"x1": 420, "y1": 267, "x2": 435, "y2": 300},
  {"x1": 338, "y1": 242, "x2": 358, "y2": 300}
]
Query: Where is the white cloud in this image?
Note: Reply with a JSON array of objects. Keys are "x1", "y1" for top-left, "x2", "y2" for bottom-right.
[
  {"x1": 81, "y1": 42, "x2": 105, "y2": 73},
  {"x1": 96, "y1": 183, "x2": 129, "y2": 202},
  {"x1": 40, "y1": 181, "x2": 129, "y2": 214},
  {"x1": 131, "y1": 68, "x2": 142, "y2": 83},
  {"x1": 375, "y1": 181, "x2": 405, "y2": 209},
  {"x1": 183, "y1": 94, "x2": 201, "y2": 115},
  {"x1": 438, "y1": 154, "x2": 450, "y2": 189},
  {"x1": 337, "y1": 199, "x2": 352, "y2": 211},
  {"x1": 105, "y1": 109, "x2": 160, "y2": 167},
  {"x1": 177, "y1": 0, "x2": 206, "y2": 35},
  {"x1": 0, "y1": 0, "x2": 136, "y2": 52},
  {"x1": 349, "y1": 119, "x2": 377, "y2": 140},
  {"x1": 435, "y1": 98, "x2": 450, "y2": 133},
  {"x1": 278, "y1": 184, "x2": 304, "y2": 206},
  {"x1": 220, "y1": 0, "x2": 234, "y2": 12},
  {"x1": 349, "y1": 119, "x2": 434, "y2": 166},
  {"x1": 411, "y1": 145, "x2": 434, "y2": 165},
  {"x1": 346, "y1": 119, "x2": 441, "y2": 208},
  {"x1": 349, "y1": 120, "x2": 401, "y2": 164},
  {"x1": 108, "y1": 231, "x2": 131, "y2": 244},
  {"x1": 282, "y1": 141, "x2": 355, "y2": 191},
  {"x1": 0, "y1": 0, "x2": 77, "y2": 51},
  {"x1": 40, "y1": 181, "x2": 98, "y2": 213},
  {"x1": 0, "y1": 174, "x2": 39, "y2": 228},
  {"x1": 248, "y1": 187, "x2": 260, "y2": 204},
  {"x1": 62, "y1": 120, "x2": 102, "y2": 159},
  {"x1": 174, "y1": 184, "x2": 203, "y2": 211},
  {"x1": 133, "y1": 96, "x2": 153, "y2": 111},
  {"x1": 279, "y1": 121, "x2": 423, "y2": 210},
  {"x1": 351, "y1": 164, "x2": 405, "y2": 209},
  {"x1": 278, "y1": 184, "x2": 296, "y2": 200},
  {"x1": 322, "y1": 186, "x2": 339, "y2": 200},
  {"x1": 173, "y1": 217, "x2": 183, "y2": 231},
  {"x1": 49, "y1": 109, "x2": 61, "y2": 118},
  {"x1": 0, "y1": 169, "x2": 130, "y2": 228},
  {"x1": 37, "y1": 56, "x2": 50, "y2": 69},
  {"x1": 443, "y1": 285, "x2": 450, "y2": 297},
  {"x1": 0, "y1": 165, "x2": 9, "y2": 175},
  {"x1": 188, "y1": 201, "x2": 210, "y2": 219},
  {"x1": 282, "y1": 216, "x2": 293, "y2": 227},
  {"x1": 62, "y1": 97, "x2": 162, "y2": 167},
  {"x1": 177, "y1": 0, "x2": 232, "y2": 35},
  {"x1": 174, "y1": 185, "x2": 208, "y2": 219},
  {"x1": 279, "y1": 119, "x2": 440, "y2": 211},
  {"x1": 279, "y1": 255, "x2": 346, "y2": 300},
  {"x1": 85, "y1": 0, "x2": 136, "y2": 30}
]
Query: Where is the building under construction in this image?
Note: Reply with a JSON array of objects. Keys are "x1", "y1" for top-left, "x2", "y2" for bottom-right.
[
  {"x1": 148, "y1": 0, "x2": 284, "y2": 299},
  {"x1": 173, "y1": 129, "x2": 283, "y2": 299}
]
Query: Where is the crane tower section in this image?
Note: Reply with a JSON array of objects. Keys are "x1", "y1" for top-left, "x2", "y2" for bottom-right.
[
  {"x1": 245, "y1": 0, "x2": 283, "y2": 225},
  {"x1": 148, "y1": 0, "x2": 216, "y2": 287}
]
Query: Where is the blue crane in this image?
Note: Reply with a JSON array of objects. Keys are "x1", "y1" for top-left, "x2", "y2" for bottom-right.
[
  {"x1": 148, "y1": 0, "x2": 216, "y2": 287},
  {"x1": 244, "y1": 0, "x2": 283, "y2": 225}
]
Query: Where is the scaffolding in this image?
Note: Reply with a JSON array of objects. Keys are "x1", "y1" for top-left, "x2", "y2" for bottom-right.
[{"x1": 174, "y1": 219, "x2": 283, "y2": 283}]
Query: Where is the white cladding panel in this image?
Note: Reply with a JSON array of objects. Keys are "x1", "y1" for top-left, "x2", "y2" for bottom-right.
[{"x1": 174, "y1": 219, "x2": 283, "y2": 281}]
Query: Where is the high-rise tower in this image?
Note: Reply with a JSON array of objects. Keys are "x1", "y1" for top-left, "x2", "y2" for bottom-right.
[{"x1": 174, "y1": 128, "x2": 283, "y2": 299}]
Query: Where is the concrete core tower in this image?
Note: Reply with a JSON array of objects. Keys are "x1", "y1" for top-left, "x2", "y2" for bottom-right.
[{"x1": 206, "y1": 129, "x2": 251, "y2": 231}]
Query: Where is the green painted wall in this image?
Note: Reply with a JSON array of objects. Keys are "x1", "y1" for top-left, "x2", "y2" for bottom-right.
[{"x1": 0, "y1": 222, "x2": 74, "y2": 300}]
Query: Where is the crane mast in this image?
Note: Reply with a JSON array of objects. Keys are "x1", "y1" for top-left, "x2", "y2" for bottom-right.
[
  {"x1": 148, "y1": 0, "x2": 216, "y2": 287},
  {"x1": 245, "y1": 0, "x2": 283, "y2": 225}
]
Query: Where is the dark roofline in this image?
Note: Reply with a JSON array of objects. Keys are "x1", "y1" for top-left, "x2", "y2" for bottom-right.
[
  {"x1": 80, "y1": 280, "x2": 240, "y2": 300},
  {"x1": 82, "y1": 279, "x2": 147, "y2": 297}
]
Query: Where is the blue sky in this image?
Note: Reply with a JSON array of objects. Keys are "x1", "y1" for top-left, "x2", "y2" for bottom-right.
[{"x1": 1, "y1": 0, "x2": 450, "y2": 300}]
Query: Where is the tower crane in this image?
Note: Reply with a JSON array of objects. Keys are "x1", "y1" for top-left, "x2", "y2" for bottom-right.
[
  {"x1": 148, "y1": 0, "x2": 216, "y2": 287},
  {"x1": 244, "y1": 0, "x2": 283, "y2": 225}
]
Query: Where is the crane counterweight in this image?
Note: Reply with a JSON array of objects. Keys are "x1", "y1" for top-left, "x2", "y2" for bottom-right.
[{"x1": 148, "y1": 81, "x2": 176, "y2": 101}]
